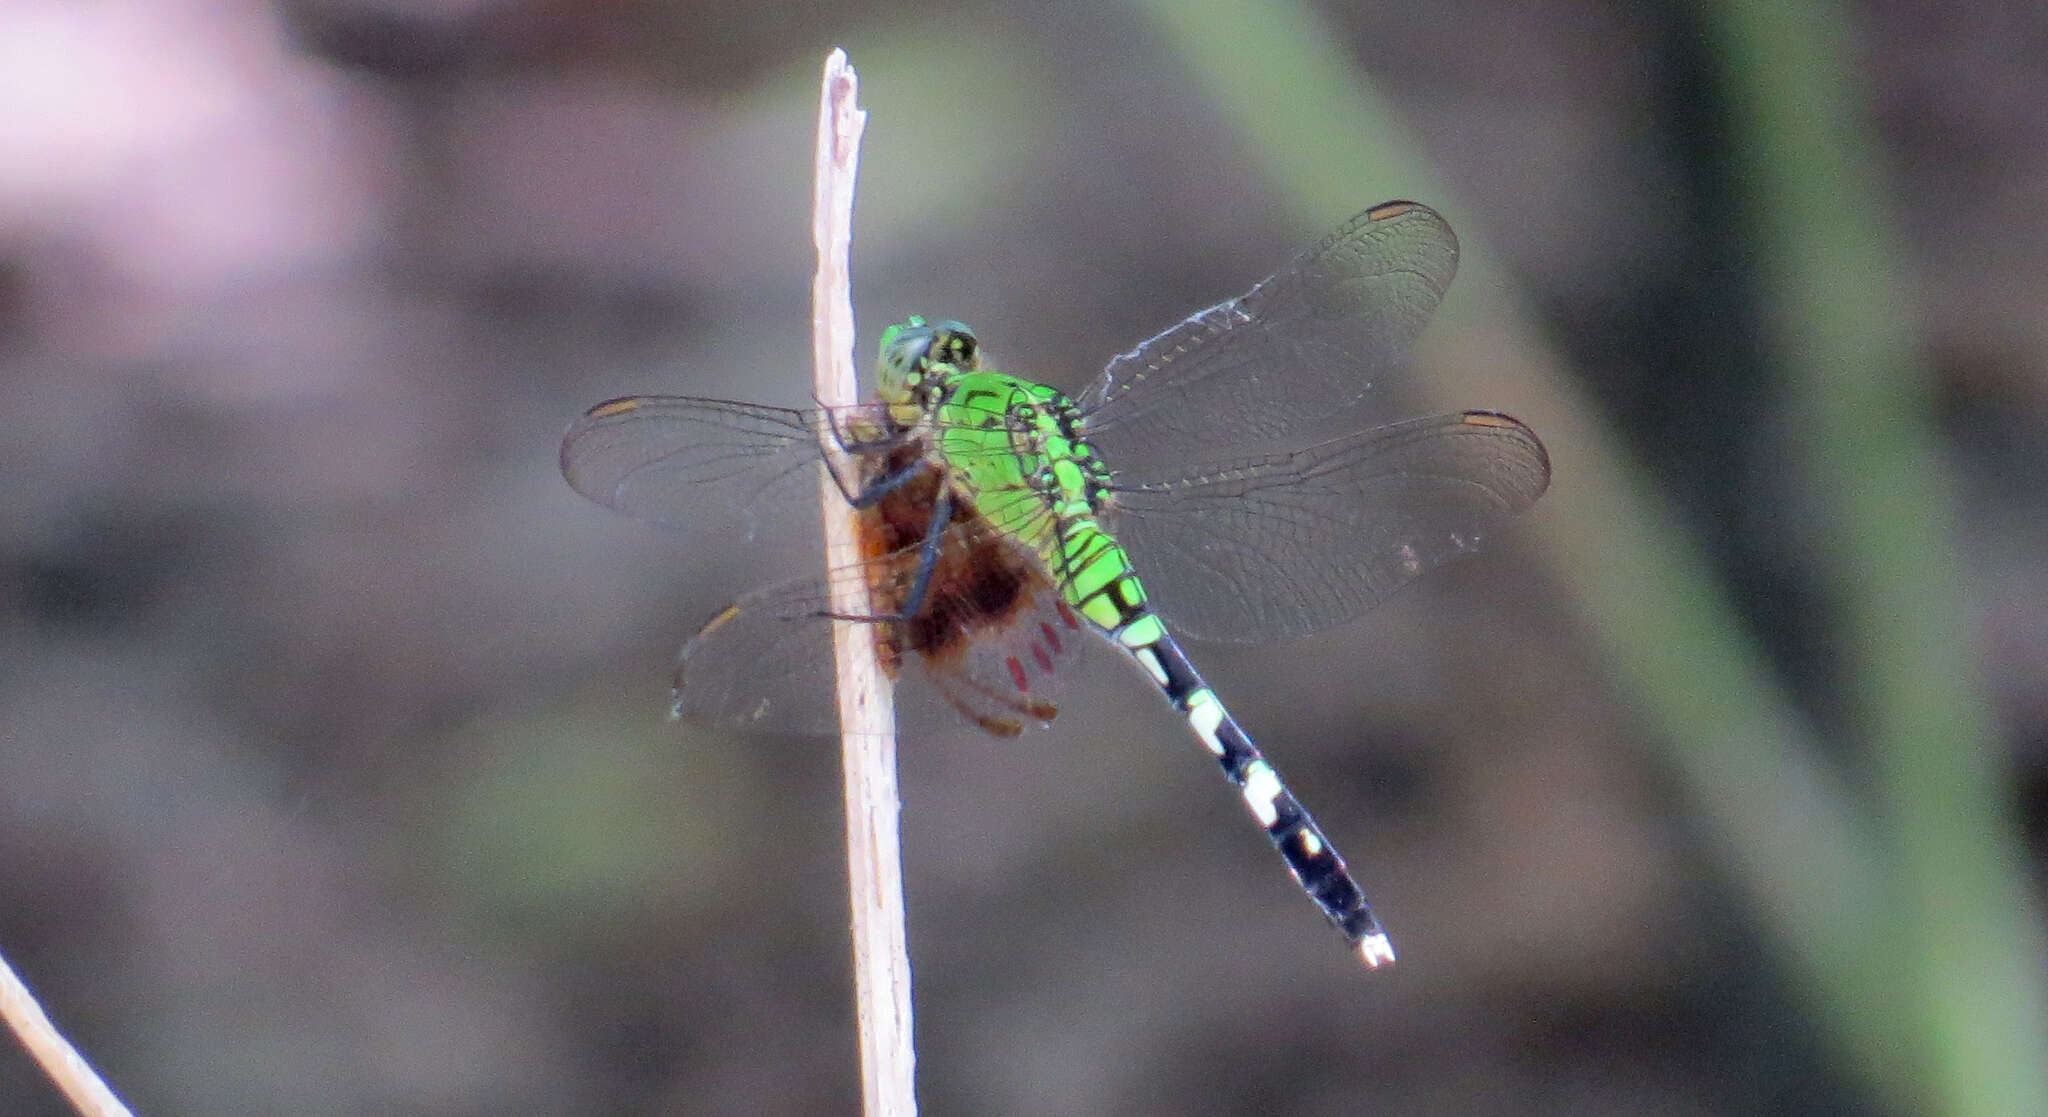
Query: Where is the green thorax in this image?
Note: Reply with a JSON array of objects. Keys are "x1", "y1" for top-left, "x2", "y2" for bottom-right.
[{"x1": 874, "y1": 317, "x2": 1157, "y2": 639}]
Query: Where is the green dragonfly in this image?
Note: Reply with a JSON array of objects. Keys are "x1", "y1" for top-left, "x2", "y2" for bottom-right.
[{"x1": 560, "y1": 201, "x2": 1550, "y2": 966}]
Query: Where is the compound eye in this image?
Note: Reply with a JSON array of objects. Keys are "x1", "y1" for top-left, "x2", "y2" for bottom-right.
[
  {"x1": 933, "y1": 320, "x2": 978, "y2": 367},
  {"x1": 875, "y1": 317, "x2": 938, "y2": 404},
  {"x1": 891, "y1": 335, "x2": 931, "y2": 371}
]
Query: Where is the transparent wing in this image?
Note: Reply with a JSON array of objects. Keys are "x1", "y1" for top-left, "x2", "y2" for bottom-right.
[
  {"x1": 1076, "y1": 202, "x2": 1458, "y2": 470},
  {"x1": 560, "y1": 392, "x2": 1057, "y2": 529},
  {"x1": 560, "y1": 395, "x2": 910, "y2": 541},
  {"x1": 675, "y1": 519, "x2": 1087, "y2": 738},
  {"x1": 1106, "y1": 411, "x2": 1549, "y2": 643}
]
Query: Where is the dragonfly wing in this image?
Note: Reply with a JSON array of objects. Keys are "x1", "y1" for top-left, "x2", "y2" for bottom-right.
[
  {"x1": 1076, "y1": 202, "x2": 1458, "y2": 467},
  {"x1": 561, "y1": 395, "x2": 897, "y2": 535},
  {"x1": 1106, "y1": 411, "x2": 1549, "y2": 642},
  {"x1": 675, "y1": 577, "x2": 846, "y2": 736},
  {"x1": 675, "y1": 520, "x2": 1082, "y2": 738}
]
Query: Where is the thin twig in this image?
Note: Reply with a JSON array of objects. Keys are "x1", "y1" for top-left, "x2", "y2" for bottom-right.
[
  {"x1": 811, "y1": 50, "x2": 916, "y2": 1116},
  {"x1": 1, "y1": 946, "x2": 135, "y2": 1117}
]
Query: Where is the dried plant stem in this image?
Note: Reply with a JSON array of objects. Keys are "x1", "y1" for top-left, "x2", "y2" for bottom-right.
[
  {"x1": 811, "y1": 49, "x2": 916, "y2": 1116},
  {"x1": 1, "y1": 947, "x2": 134, "y2": 1116}
]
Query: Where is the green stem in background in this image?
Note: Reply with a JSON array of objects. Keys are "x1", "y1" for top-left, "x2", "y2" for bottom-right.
[
  {"x1": 1133, "y1": 0, "x2": 2046, "y2": 1112},
  {"x1": 1703, "y1": 1, "x2": 2048, "y2": 1113}
]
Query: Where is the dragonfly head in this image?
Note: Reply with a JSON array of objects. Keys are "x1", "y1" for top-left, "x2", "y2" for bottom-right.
[{"x1": 877, "y1": 316, "x2": 978, "y2": 410}]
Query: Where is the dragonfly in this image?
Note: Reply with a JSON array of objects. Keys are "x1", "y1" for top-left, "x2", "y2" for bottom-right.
[{"x1": 560, "y1": 201, "x2": 1550, "y2": 967}]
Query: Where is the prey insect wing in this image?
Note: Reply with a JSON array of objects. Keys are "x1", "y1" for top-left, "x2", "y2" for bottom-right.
[{"x1": 676, "y1": 481, "x2": 1083, "y2": 739}]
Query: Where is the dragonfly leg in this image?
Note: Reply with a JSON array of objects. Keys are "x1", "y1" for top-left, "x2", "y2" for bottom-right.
[
  {"x1": 845, "y1": 460, "x2": 930, "y2": 509},
  {"x1": 820, "y1": 401, "x2": 925, "y2": 458},
  {"x1": 814, "y1": 405, "x2": 926, "y2": 506},
  {"x1": 925, "y1": 666, "x2": 1059, "y2": 739},
  {"x1": 933, "y1": 661, "x2": 1060, "y2": 723},
  {"x1": 817, "y1": 448, "x2": 926, "y2": 508},
  {"x1": 891, "y1": 484, "x2": 952, "y2": 619},
  {"x1": 821, "y1": 486, "x2": 952, "y2": 624}
]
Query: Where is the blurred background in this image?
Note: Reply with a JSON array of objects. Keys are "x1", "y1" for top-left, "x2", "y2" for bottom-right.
[{"x1": 2, "y1": 0, "x2": 2045, "y2": 1113}]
